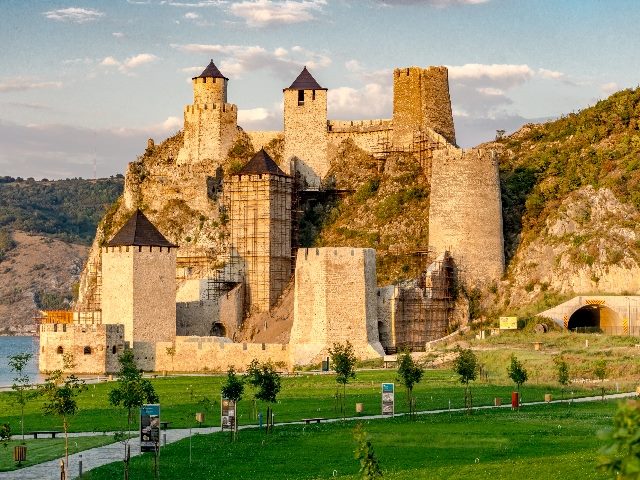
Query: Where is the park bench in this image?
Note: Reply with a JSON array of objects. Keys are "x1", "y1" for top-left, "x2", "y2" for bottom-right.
[
  {"x1": 29, "y1": 431, "x2": 62, "y2": 439},
  {"x1": 302, "y1": 418, "x2": 326, "y2": 424},
  {"x1": 160, "y1": 421, "x2": 172, "y2": 430}
]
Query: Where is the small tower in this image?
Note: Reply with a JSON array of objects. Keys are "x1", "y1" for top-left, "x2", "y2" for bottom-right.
[
  {"x1": 283, "y1": 67, "x2": 328, "y2": 189},
  {"x1": 101, "y1": 210, "x2": 177, "y2": 368},
  {"x1": 228, "y1": 149, "x2": 292, "y2": 313},
  {"x1": 392, "y1": 66, "x2": 456, "y2": 147},
  {"x1": 177, "y1": 60, "x2": 238, "y2": 165}
]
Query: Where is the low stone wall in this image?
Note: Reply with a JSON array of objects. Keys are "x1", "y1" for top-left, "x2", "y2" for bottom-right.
[{"x1": 39, "y1": 323, "x2": 124, "y2": 374}]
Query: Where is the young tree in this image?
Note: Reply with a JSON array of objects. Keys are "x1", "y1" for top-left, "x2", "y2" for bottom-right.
[
  {"x1": 594, "y1": 359, "x2": 607, "y2": 401},
  {"x1": 396, "y1": 351, "x2": 424, "y2": 418},
  {"x1": 353, "y1": 423, "x2": 383, "y2": 479},
  {"x1": 247, "y1": 360, "x2": 281, "y2": 433},
  {"x1": 507, "y1": 355, "x2": 528, "y2": 407},
  {"x1": 453, "y1": 347, "x2": 478, "y2": 413},
  {"x1": 553, "y1": 356, "x2": 570, "y2": 401},
  {"x1": 597, "y1": 399, "x2": 640, "y2": 479},
  {"x1": 8, "y1": 352, "x2": 34, "y2": 442},
  {"x1": 0, "y1": 423, "x2": 10, "y2": 449},
  {"x1": 38, "y1": 354, "x2": 87, "y2": 478},
  {"x1": 109, "y1": 350, "x2": 159, "y2": 480},
  {"x1": 221, "y1": 367, "x2": 244, "y2": 441},
  {"x1": 329, "y1": 341, "x2": 357, "y2": 418}
]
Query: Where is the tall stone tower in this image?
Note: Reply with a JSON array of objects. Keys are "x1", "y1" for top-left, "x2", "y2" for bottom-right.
[
  {"x1": 177, "y1": 60, "x2": 238, "y2": 165},
  {"x1": 101, "y1": 210, "x2": 177, "y2": 368},
  {"x1": 283, "y1": 67, "x2": 328, "y2": 189},
  {"x1": 428, "y1": 148, "x2": 504, "y2": 287},
  {"x1": 228, "y1": 149, "x2": 293, "y2": 314},
  {"x1": 392, "y1": 66, "x2": 456, "y2": 147}
]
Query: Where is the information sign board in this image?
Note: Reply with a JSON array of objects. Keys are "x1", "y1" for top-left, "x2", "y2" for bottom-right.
[
  {"x1": 499, "y1": 316, "x2": 518, "y2": 330},
  {"x1": 381, "y1": 383, "x2": 395, "y2": 416},
  {"x1": 140, "y1": 404, "x2": 160, "y2": 452},
  {"x1": 221, "y1": 397, "x2": 237, "y2": 432}
]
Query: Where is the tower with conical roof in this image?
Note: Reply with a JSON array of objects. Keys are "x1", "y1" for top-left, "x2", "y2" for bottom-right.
[
  {"x1": 283, "y1": 66, "x2": 328, "y2": 189},
  {"x1": 177, "y1": 60, "x2": 238, "y2": 166},
  {"x1": 101, "y1": 209, "x2": 177, "y2": 369},
  {"x1": 228, "y1": 149, "x2": 293, "y2": 313}
]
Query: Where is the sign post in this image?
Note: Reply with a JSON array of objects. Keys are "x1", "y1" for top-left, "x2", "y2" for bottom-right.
[
  {"x1": 499, "y1": 316, "x2": 518, "y2": 330},
  {"x1": 381, "y1": 383, "x2": 395, "y2": 416},
  {"x1": 140, "y1": 404, "x2": 160, "y2": 452},
  {"x1": 221, "y1": 397, "x2": 237, "y2": 433}
]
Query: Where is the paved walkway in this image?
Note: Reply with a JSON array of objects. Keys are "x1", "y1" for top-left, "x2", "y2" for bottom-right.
[{"x1": 1, "y1": 391, "x2": 636, "y2": 480}]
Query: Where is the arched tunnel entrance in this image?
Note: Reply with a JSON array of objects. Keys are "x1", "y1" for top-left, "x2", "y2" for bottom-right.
[{"x1": 568, "y1": 305, "x2": 622, "y2": 333}]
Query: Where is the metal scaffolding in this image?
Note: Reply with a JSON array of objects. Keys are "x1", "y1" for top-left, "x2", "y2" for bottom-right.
[{"x1": 393, "y1": 251, "x2": 456, "y2": 352}]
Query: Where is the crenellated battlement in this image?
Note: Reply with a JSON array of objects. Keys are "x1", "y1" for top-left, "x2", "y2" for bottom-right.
[
  {"x1": 327, "y1": 119, "x2": 391, "y2": 133},
  {"x1": 184, "y1": 103, "x2": 237, "y2": 114}
]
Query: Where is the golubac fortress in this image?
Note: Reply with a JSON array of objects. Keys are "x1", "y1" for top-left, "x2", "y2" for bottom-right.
[{"x1": 39, "y1": 61, "x2": 505, "y2": 374}]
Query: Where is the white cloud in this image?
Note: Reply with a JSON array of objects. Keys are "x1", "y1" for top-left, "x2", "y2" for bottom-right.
[
  {"x1": 328, "y1": 83, "x2": 392, "y2": 119},
  {"x1": 448, "y1": 63, "x2": 534, "y2": 88},
  {"x1": 238, "y1": 107, "x2": 271, "y2": 123},
  {"x1": 0, "y1": 79, "x2": 63, "y2": 93},
  {"x1": 163, "y1": 0, "x2": 224, "y2": 6},
  {"x1": 112, "y1": 32, "x2": 126, "y2": 38},
  {"x1": 476, "y1": 87, "x2": 504, "y2": 96},
  {"x1": 345, "y1": 60, "x2": 363, "y2": 73},
  {"x1": 100, "y1": 54, "x2": 159, "y2": 74},
  {"x1": 173, "y1": 43, "x2": 330, "y2": 79},
  {"x1": 228, "y1": 0, "x2": 326, "y2": 27},
  {"x1": 184, "y1": 11, "x2": 201, "y2": 19},
  {"x1": 537, "y1": 68, "x2": 565, "y2": 80},
  {"x1": 43, "y1": 7, "x2": 105, "y2": 23},
  {"x1": 600, "y1": 82, "x2": 619, "y2": 95}
]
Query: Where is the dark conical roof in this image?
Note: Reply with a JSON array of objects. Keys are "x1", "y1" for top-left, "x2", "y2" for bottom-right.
[
  {"x1": 236, "y1": 149, "x2": 287, "y2": 176},
  {"x1": 286, "y1": 66, "x2": 325, "y2": 90},
  {"x1": 107, "y1": 210, "x2": 177, "y2": 248},
  {"x1": 193, "y1": 60, "x2": 228, "y2": 80}
]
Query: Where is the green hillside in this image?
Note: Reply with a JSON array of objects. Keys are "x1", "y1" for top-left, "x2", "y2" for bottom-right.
[
  {"x1": 0, "y1": 176, "x2": 124, "y2": 244},
  {"x1": 498, "y1": 87, "x2": 640, "y2": 261}
]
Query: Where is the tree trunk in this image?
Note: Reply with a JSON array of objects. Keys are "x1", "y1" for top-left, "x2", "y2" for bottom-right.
[
  {"x1": 64, "y1": 417, "x2": 69, "y2": 479},
  {"x1": 21, "y1": 404, "x2": 25, "y2": 442}
]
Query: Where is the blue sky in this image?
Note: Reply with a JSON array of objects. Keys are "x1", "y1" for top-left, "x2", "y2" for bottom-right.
[{"x1": 1, "y1": 0, "x2": 638, "y2": 179}]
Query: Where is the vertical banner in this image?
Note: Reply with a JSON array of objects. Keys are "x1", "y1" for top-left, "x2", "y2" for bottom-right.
[
  {"x1": 381, "y1": 383, "x2": 395, "y2": 416},
  {"x1": 221, "y1": 397, "x2": 236, "y2": 431},
  {"x1": 140, "y1": 404, "x2": 160, "y2": 452}
]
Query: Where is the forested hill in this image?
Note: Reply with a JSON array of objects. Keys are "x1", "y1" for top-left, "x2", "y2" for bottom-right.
[
  {"x1": 0, "y1": 176, "x2": 124, "y2": 244},
  {"x1": 497, "y1": 86, "x2": 640, "y2": 261}
]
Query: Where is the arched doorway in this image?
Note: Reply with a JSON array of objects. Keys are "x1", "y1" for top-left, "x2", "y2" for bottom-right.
[
  {"x1": 568, "y1": 305, "x2": 621, "y2": 333},
  {"x1": 211, "y1": 322, "x2": 226, "y2": 337}
]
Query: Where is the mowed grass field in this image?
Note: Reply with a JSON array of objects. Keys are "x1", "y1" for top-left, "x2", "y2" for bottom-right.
[
  {"x1": 0, "y1": 370, "x2": 602, "y2": 433},
  {"x1": 84, "y1": 401, "x2": 618, "y2": 480}
]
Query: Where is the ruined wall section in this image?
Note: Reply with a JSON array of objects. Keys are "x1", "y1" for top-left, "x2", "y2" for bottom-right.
[
  {"x1": 327, "y1": 119, "x2": 392, "y2": 154},
  {"x1": 39, "y1": 323, "x2": 124, "y2": 374},
  {"x1": 283, "y1": 89, "x2": 328, "y2": 188},
  {"x1": 246, "y1": 131, "x2": 282, "y2": 151},
  {"x1": 290, "y1": 247, "x2": 384, "y2": 364},
  {"x1": 428, "y1": 148, "x2": 504, "y2": 286}
]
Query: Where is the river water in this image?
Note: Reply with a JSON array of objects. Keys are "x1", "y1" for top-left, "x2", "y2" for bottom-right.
[{"x1": 0, "y1": 336, "x2": 43, "y2": 387}]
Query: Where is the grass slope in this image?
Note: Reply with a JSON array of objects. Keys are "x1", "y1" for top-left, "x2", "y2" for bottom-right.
[{"x1": 84, "y1": 401, "x2": 616, "y2": 480}]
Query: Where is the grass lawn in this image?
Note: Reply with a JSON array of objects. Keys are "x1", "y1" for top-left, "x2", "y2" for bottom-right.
[
  {"x1": 0, "y1": 370, "x2": 603, "y2": 433},
  {"x1": 83, "y1": 400, "x2": 618, "y2": 480},
  {"x1": 0, "y1": 435, "x2": 118, "y2": 472}
]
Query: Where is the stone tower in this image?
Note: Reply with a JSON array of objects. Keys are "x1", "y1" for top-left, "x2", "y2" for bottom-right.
[
  {"x1": 290, "y1": 247, "x2": 385, "y2": 364},
  {"x1": 392, "y1": 66, "x2": 456, "y2": 147},
  {"x1": 177, "y1": 60, "x2": 238, "y2": 165},
  {"x1": 283, "y1": 67, "x2": 328, "y2": 189},
  {"x1": 228, "y1": 149, "x2": 293, "y2": 314},
  {"x1": 428, "y1": 148, "x2": 504, "y2": 287},
  {"x1": 101, "y1": 210, "x2": 177, "y2": 368}
]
